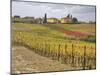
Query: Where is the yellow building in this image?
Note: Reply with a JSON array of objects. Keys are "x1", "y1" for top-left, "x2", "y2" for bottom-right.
[
  {"x1": 60, "y1": 17, "x2": 72, "y2": 23},
  {"x1": 47, "y1": 17, "x2": 60, "y2": 24}
]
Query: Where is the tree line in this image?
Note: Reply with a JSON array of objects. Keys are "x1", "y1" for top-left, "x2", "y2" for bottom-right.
[{"x1": 12, "y1": 13, "x2": 95, "y2": 24}]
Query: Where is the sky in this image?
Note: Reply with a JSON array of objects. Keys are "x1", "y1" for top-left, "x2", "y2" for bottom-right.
[{"x1": 12, "y1": 1, "x2": 96, "y2": 22}]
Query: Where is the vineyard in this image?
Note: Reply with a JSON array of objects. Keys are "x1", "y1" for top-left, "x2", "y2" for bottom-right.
[{"x1": 12, "y1": 23, "x2": 96, "y2": 72}]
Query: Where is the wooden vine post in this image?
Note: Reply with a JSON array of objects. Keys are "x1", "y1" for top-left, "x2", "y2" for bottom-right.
[
  {"x1": 58, "y1": 44, "x2": 60, "y2": 61},
  {"x1": 83, "y1": 45, "x2": 86, "y2": 70},
  {"x1": 72, "y1": 44, "x2": 74, "y2": 66}
]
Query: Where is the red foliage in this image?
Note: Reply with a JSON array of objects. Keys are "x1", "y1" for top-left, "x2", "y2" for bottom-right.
[{"x1": 60, "y1": 29, "x2": 87, "y2": 37}]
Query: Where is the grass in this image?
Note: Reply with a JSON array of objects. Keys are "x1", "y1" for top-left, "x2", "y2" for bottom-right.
[
  {"x1": 12, "y1": 23, "x2": 96, "y2": 70},
  {"x1": 44, "y1": 24, "x2": 96, "y2": 35},
  {"x1": 12, "y1": 23, "x2": 96, "y2": 42},
  {"x1": 12, "y1": 23, "x2": 96, "y2": 55}
]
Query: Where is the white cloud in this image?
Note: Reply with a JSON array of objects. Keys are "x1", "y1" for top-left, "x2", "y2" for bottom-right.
[{"x1": 12, "y1": 1, "x2": 96, "y2": 22}]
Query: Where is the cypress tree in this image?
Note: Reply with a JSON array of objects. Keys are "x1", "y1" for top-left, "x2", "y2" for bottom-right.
[
  {"x1": 67, "y1": 14, "x2": 70, "y2": 18},
  {"x1": 43, "y1": 13, "x2": 47, "y2": 24},
  {"x1": 71, "y1": 15, "x2": 72, "y2": 19}
]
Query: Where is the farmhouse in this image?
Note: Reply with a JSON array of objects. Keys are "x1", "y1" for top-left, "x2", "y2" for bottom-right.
[
  {"x1": 60, "y1": 17, "x2": 72, "y2": 23},
  {"x1": 47, "y1": 17, "x2": 73, "y2": 24},
  {"x1": 47, "y1": 17, "x2": 60, "y2": 24}
]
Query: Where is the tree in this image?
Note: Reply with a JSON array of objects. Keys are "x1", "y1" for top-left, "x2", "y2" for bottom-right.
[
  {"x1": 14, "y1": 15, "x2": 20, "y2": 18},
  {"x1": 67, "y1": 14, "x2": 70, "y2": 18},
  {"x1": 43, "y1": 13, "x2": 47, "y2": 24},
  {"x1": 70, "y1": 15, "x2": 72, "y2": 19},
  {"x1": 72, "y1": 17, "x2": 78, "y2": 23},
  {"x1": 23, "y1": 16, "x2": 34, "y2": 19},
  {"x1": 38, "y1": 18, "x2": 42, "y2": 24},
  {"x1": 35, "y1": 18, "x2": 42, "y2": 24}
]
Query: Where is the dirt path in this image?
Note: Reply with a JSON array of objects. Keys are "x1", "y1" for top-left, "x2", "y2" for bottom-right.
[{"x1": 12, "y1": 46, "x2": 75, "y2": 74}]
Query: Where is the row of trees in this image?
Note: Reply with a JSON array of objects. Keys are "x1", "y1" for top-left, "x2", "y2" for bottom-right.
[
  {"x1": 13, "y1": 13, "x2": 94, "y2": 24},
  {"x1": 66, "y1": 14, "x2": 78, "y2": 23},
  {"x1": 12, "y1": 13, "x2": 48, "y2": 24},
  {"x1": 12, "y1": 15, "x2": 43, "y2": 24}
]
